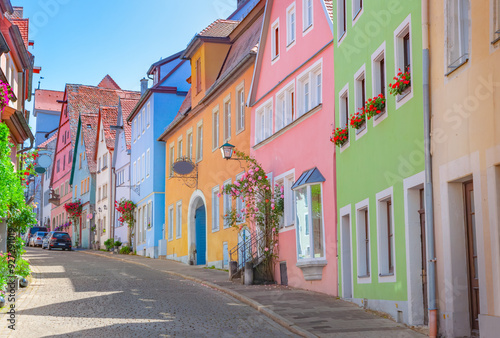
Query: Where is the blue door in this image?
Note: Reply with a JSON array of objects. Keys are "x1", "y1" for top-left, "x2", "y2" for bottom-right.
[{"x1": 195, "y1": 206, "x2": 206, "y2": 265}]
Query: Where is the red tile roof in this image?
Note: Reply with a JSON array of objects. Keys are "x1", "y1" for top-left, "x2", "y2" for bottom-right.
[
  {"x1": 34, "y1": 89, "x2": 64, "y2": 112},
  {"x1": 120, "y1": 98, "x2": 138, "y2": 149},
  {"x1": 99, "y1": 106, "x2": 119, "y2": 150},
  {"x1": 98, "y1": 75, "x2": 121, "y2": 90},
  {"x1": 322, "y1": 0, "x2": 333, "y2": 22},
  {"x1": 199, "y1": 19, "x2": 240, "y2": 38},
  {"x1": 10, "y1": 18, "x2": 28, "y2": 48},
  {"x1": 80, "y1": 114, "x2": 98, "y2": 173},
  {"x1": 38, "y1": 131, "x2": 58, "y2": 148}
]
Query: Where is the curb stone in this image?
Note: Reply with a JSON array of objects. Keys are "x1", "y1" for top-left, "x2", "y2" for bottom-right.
[{"x1": 81, "y1": 250, "x2": 317, "y2": 338}]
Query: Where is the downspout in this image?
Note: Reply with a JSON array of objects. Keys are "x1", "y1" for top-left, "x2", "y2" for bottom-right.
[{"x1": 422, "y1": 1, "x2": 438, "y2": 337}]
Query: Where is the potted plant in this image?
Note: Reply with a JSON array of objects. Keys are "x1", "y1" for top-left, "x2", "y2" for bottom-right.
[
  {"x1": 104, "y1": 238, "x2": 114, "y2": 251},
  {"x1": 114, "y1": 240, "x2": 122, "y2": 253},
  {"x1": 349, "y1": 111, "x2": 366, "y2": 131},
  {"x1": 389, "y1": 68, "x2": 411, "y2": 96},
  {"x1": 330, "y1": 126, "x2": 349, "y2": 147},
  {"x1": 362, "y1": 94, "x2": 386, "y2": 119}
]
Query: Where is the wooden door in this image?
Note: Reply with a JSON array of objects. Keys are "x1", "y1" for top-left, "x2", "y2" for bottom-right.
[
  {"x1": 464, "y1": 181, "x2": 479, "y2": 332},
  {"x1": 418, "y1": 189, "x2": 428, "y2": 325}
]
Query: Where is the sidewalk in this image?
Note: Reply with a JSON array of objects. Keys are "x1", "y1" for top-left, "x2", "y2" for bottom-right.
[{"x1": 81, "y1": 250, "x2": 426, "y2": 338}]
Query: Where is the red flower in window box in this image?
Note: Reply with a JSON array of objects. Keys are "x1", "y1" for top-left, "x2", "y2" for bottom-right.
[
  {"x1": 330, "y1": 126, "x2": 349, "y2": 147},
  {"x1": 389, "y1": 68, "x2": 411, "y2": 96}
]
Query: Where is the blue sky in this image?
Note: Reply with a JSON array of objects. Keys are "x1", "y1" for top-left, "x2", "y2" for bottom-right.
[{"x1": 20, "y1": 0, "x2": 237, "y2": 130}]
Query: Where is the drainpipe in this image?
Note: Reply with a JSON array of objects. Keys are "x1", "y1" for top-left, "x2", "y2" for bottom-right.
[{"x1": 422, "y1": 1, "x2": 438, "y2": 337}]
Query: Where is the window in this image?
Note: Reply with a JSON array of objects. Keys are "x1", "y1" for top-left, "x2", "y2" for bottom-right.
[
  {"x1": 371, "y1": 43, "x2": 386, "y2": 114},
  {"x1": 236, "y1": 173, "x2": 245, "y2": 224},
  {"x1": 83, "y1": 151, "x2": 85, "y2": 161},
  {"x1": 236, "y1": 83, "x2": 245, "y2": 133},
  {"x1": 103, "y1": 184, "x2": 107, "y2": 199},
  {"x1": 354, "y1": 66, "x2": 366, "y2": 119},
  {"x1": 133, "y1": 120, "x2": 137, "y2": 142},
  {"x1": 196, "y1": 121, "x2": 203, "y2": 161},
  {"x1": 69, "y1": 150, "x2": 72, "y2": 163},
  {"x1": 141, "y1": 154, "x2": 145, "y2": 181},
  {"x1": 146, "y1": 149, "x2": 150, "y2": 177},
  {"x1": 212, "y1": 106, "x2": 220, "y2": 151},
  {"x1": 377, "y1": 196, "x2": 394, "y2": 277},
  {"x1": 137, "y1": 113, "x2": 142, "y2": 138},
  {"x1": 196, "y1": 58, "x2": 202, "y2": 94},
  {"x1": 98, "y1": 187, "x2": 101, "y2": 201},
  {"x1": 98, "y1": 157, "x2": 101, "y2": 172},
  {"x1": 133, "y1": 161, "x2": 137, "y2": 184},
  {"x1": 137, "y1": 208, "x2": 142, "y2": 241},
  {"x1": 446, "y1": 0, "x2": 469, "y2": 73},
  {"x1": 187, "y1": 129, "x2": 193, "y2": 159},
  {"x1": 168, "y1": 205, "x2": 174, "y2": 240},
  {"x1": 255, "y1": 99, "x2": 273, "y2": 144},
  {"x1": 353, "y1": 0, "x2": 362, "y2": 20},
  {"x1": 79, "y1": 153, "x2": 82, "y2": 169},
  {"x1": 176, "y1": 201, "x2": 182, "y2": 238},
  {"x1": 356, "y1": 205, "x2": 370, "y2": 277},
  {"x1": 147, "y1": 102, "x2": 151, "y2": 128},
  {"x1": 102, "y1": 153, "x2": 108, "y2": 169},
  {"x1": 63, "y1": 155, "x2": 66, "y2": 170},
  {"x1": 271, "y1": 19, "x2": 280, "y2": 60},
  {"x1": 276, "y1": 172, "x2": 295, "y2": 228},
  {"x1": 169, "y1": 143, "x2": 175, "y2": 177},
  {"x1": 177, "y1": 137, "x2": 183, "y2": 158},
  {"x1": 212, "y1": 186, "x2": 220, "y2": 231},
  {"x1": 493, "y1": 0, "x2": 500, "y2": 43},
  {"x1": 57, "y1": 159, "x2": 60, "y2": 173},
  {"x1": 223, "y1": 96, "x2": 231, "y2": 141},
  {"x1": 297, "y1": 60, "x2": 322, "y2": 117},
  {"x1": 147, "y1": 202, "x2": 152, "y2": 231},
  {"x1": 337, "y1": 0, "x2": 347, "y2": 41},
  {"x1": 142, "y1": 108, "x2": 146, "y2": 133},
  {"x1": 137, "y1": 157, "x2": 141, "y2": 183},
  {"x1": 339, "y1": 85, "x2": 349, "y2": 130},
  {"x1": 295, "y1": 184, "x2": 324, "y2": 259},
  {"x1": 303, "y1": 0, "x2": 313, "y2": 31},
  {"x1": 287, "y1": 4, "x2": 296, "y2": 46},
  {"x1": 276, "y1": 81, "x2": 295, "y2": 131},
  {"x1": 101, "y1": 127, "x2": 104, "y2": 142},
  {"x1": 223, "y1": 180, "x2": 231, "y2": 228}
]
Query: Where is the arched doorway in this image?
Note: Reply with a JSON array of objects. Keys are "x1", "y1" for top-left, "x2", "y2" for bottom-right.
[{"x1": 188, "y1": 190, "x2": 207, "y2": 266}]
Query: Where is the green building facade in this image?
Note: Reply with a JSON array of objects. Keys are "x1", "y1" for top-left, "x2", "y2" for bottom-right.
[{"x1": 333, "y1": 0, "x2": 428, "y2": 326}]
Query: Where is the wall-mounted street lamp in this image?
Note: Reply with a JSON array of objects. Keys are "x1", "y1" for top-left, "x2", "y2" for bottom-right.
[{"x1": 219, "y1": 143, "x2": 244, "y2": 161}]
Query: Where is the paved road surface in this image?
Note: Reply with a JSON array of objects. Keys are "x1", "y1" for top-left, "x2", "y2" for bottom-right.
[{"x1": 1, "y1": 248, "x2": 297, "y2": 337}]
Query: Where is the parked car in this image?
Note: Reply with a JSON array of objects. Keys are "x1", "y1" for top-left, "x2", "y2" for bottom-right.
[
  {"x1": 25, "y1": 226, "x2": 49, "y2": 246},
  {"x1": 42, "y1": 232, "x2": 72, "y2": 251},
  {"x1": 29, "y1": 231, "x2": 47, "y2": 247}
]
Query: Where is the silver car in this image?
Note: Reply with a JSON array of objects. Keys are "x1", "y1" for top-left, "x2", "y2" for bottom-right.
[{"x1": 29, "y1": 231, "x2": 47, "y2": 247}]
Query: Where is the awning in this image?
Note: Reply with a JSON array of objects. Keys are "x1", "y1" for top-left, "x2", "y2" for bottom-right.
[{"x1": 291, "y1": 167, "x2": 325, "y2": 190}]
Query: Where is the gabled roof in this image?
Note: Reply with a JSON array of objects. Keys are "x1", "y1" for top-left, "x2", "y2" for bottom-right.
[
  {"x1": 38, "y1": 131, "x2": 57, "y2": 148},
  {"x1": 98, "y1": 75, "x2": 121, "y2": 90},
  {"x1": 120, "y1": 98, "x2": 138, "y2": 149},
  {"x1": 80, "y1": 114, "x2": 98, "y2": 173},
  {"x1": 34, "y1": 89, "x2": 64, "y2": 112},
  {"x1": 10, "y1": 18, "x2": 28, "y2": 48},
  {"x1": 147, "y1": 50, "x2": 184, "y2": 76},
  {"x1": 98, "y1": 106, "x2": 119, "y2": 152}
]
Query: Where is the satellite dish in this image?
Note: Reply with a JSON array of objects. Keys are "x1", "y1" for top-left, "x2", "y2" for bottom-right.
[
  {"x1": 173, "y1": 159, "x2": 195, "y2": 175},
  {"x1": 37, "y1": 154, "x2": 52, "y2": 168}
]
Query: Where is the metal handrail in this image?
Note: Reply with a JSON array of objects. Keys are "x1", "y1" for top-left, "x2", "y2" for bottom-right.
[{"x1": 229, "y1": 229, "x2": 268, "y2": 271}]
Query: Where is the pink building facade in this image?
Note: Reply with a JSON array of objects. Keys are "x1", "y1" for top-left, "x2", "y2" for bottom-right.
[{"x1": 249, "y1": 0, "x2": 336, "y2": 294}]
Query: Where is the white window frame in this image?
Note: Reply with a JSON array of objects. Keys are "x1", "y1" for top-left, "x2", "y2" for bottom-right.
[
  {"x1": 352, "y1": 0, "x2": 363, "y2": 25},
  {"x1": 147, "y1": 201, "x2": 153, "y2": 231},
  {"x1": 146, "y1": 102, "x2": 151, "y2": 128},
  {"x1": 146, "y1": 148, "x2": 150, "y2": 177},
  {"x1": 445, "y1": 1, "x2": 469, "y2": 74},
  {"x1": 337, "y1": 0, "x2": 347, "y2": 44},
  {"x1": 394, "y1": 15, "x2": 414, "y2": 108},
  {"x1": 302, "y1": 0, "x2": 314, "y2": 34},
  {"x1": 275, "y1": 169, "x2": 295, "y2": 231},
  {"x1": 492, "y1": 0, "x2": 500, "y2": 44},
  {"x1": 223, "y1": 179, "x2": 232, "y2": 229},
  {"x1": 371, "y1": 42, "x2": 388, "y2": 126},
  {"x1": 355, "y1": 198, "x2": 371, "y2": 284},
  {"x1": 142, "y1": 108, "x2": 146, "y2": 134},
  {"x1": 133, "y1": 161, "x2": 137, "y2": 185},
  {"x1": 376, "y1": 187, "x2": 396, "y2": 283},
  {"x1": 254, "y1": 97, "x2": 273, "y2": 144},
  {"x1": 212, "y1": 105, "x2": 220, "y2": 151},
  {"x1": 354, "y1": 64, "x2": 367, "y2": 139},
  {"x1": 168, "y1": 204, "x2": 174, "y2": 241},
  {"x1": 176, "y1": 200, "x2": 182, "y2": 239},
  {"x1": 196, "y1": 120, "x2": 203, "y2": 162},
  {"x1": 177, "y1": 135, "x2": 183, "y2": 158},
  {"x1": 141, "y1": 153, "x2": 145, "y2": 181},
  {"x1": 271, "y1": 18, "x2": 280, "y2": 63},
  {"x1": 235, "y1": 81, "x2": 245, "y2": 134},
  {"x1": 338, "y1": 83, "x2": 350, "y2": 151},
  {"x1": 137, "y1": 113, "x2": 141, "y2": 139},
  {"x1": 212, "y1": 186, "x2": 220, "y2": 232},
  {"x1": 186, "y1": 128, "x2": 193, "y2": 160},
  {"x1": 297, "y1": 59, "x2": 322, "y2": 118},
  {"x1": 275, "y1": 79, "x2": 295, "y2": 131},
  {"x1": 169, "y1": 143, "x2": 175, "y2": 177},
  {"x1": 133, "y1": 120, "x2": 137, "y2": 142},
  {"x1": 286, "y1": 2, "x2": 297, "y2": 48},
  {"x1": 223, "y1": 94, "x2": 231, "y2": 142}
]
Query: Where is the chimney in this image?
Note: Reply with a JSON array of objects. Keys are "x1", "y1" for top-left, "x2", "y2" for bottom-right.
[{"x1": 140, "y1": 78, "x2": 148, "y2": 96}]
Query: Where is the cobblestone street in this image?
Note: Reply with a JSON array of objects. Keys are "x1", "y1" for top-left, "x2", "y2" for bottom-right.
[{"x1": 0, "y1": 248, "x2": 296, "y2": 337}]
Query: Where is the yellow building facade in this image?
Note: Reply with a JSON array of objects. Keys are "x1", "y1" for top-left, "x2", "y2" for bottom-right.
[
  {"x1": 429, "y1": 0, "x2": 500, "y2": 336},
  {"x1": 160, "y1": 4, "x2": 264, "y2": 267}
]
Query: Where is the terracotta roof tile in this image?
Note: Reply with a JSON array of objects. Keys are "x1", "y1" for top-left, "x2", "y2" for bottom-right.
[
  {"x1": 34, "y1": 89, "x2": 64, "y2": 112},
  {"x1": 11, "y1": 18, "x2": 29, "y2": 48},
  {"x1": 323, "y1": 0, "x2": 333, "y2": 22},
  {"x1": 199, "y1": 19, "x2": 240, "y2": 38},
  {"x1": 38, "y1": 131, "x2": 57, "y2": 148},
  {"x1": 100, "y1": 106, "x2": 119, "y2": 150},
  {"x1": 98, "y1": 75, "x2": 121, "y2": 90},
  {"x1": 177, "y1": 89, "x2": 191, "y2": 116},
  {"x1": 80, "y1": 114, "x2": 98, "y2": 173},
  {"x1": 120, "y1": 98, "x2": 139, "y2": 149}
]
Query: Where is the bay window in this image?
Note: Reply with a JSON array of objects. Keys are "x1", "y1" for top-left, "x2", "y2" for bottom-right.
[{"x1": 295, "y1": 184, "x2": 324, "y2": 260}]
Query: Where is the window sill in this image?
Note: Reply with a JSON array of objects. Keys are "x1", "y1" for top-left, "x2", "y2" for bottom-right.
[
  {"x1": 445, "y1": 57, "x2": 469, "y2": 76},
  {"x1": 337, "y1": 31, "x2": 346, "y2": 45},
  {"x1": 491, "y1": 35, "x2": 500, "y2": 45},
  {"x1": 296, "y1": 259, "x2": 327, "y2": 281},
  {"x1": 302, "y1": 24, "x2": 313, "y2": 35},
  {"x1": 355, "y1": 121, "x2": 366, "y2": 135},
  {"x1": 373, "y1": 108, "x2": 386, "y2": 120},
  {"x1": 396, "y1": 88, "x2": 411, "y2": 102},
  {"x1": 379, "y1": 272, "x2": 394, "y2": 277},
  {"x1": 254, "y1": 104, "x2": 322, "y2": 150},
  {"x1": 339, "y1": 138, "x2": 350, "y2": 153},
  {"x1": 357, "y1": 274, "x2": 370, "y2": 278}
]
